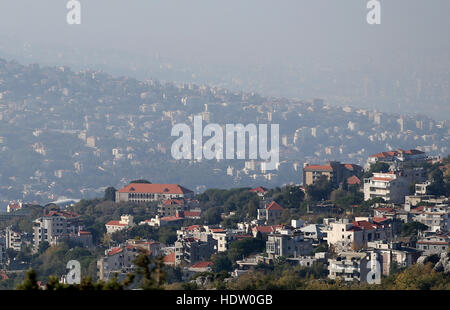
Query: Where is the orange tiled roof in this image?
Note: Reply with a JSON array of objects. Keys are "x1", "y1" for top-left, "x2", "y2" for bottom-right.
[
  {"x1": 106, "y1": 220, "x2": 127, "y2": 226},
  {"x1": 304, "y1": 165, "x2": 333, "y2": 171},
  {"x1": 266, "y1": 201, "x2": 284, "y2": 211},
  {"x1": 346, "y1": 175, "x2": 361, "y2": 185},
  {"x1": 372, "y1": 177, "x2": 394, "y2": 182},
  {"x1": 164, "y1": 252, "x2": 175, "y2": 264},
  {"x1": 108, "y1": 247, "x2": 123, "y2": 256},
  {"x1": 250, "y1": 187, "x2": 268, "y2": 193},
  {"x1": 191, "y1": 261, "x2": 213, "y2": 268},
  {"x1": 184, "y1": 211, "x2": 201, "y2": 217},
  {"x1": 118, "y1": 183, "x2": 193, "y2": 194},
  {"x1": 162, "y1": 199, "x2": 184, "y2": 206}
]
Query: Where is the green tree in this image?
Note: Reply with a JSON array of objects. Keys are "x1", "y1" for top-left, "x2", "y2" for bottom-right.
[
  {"x1": 104, "y1": 187, "x2": 117, "y2": 201},
  {"x1": 211, "y1": 254, "x2": 233, "y2": 273},
  {"x1": 133, "y1": 253, "x2": 166, "y2": 290},
  {"x1": 306, "y1": 175, "x2": 334, "y2": 201},
  {"x1": 201, "y1": 207, "x2": 223, "y2": 225},
  {"x1": 38, "y1": 241, "x2": 50, "y2": 254},
  {"x1": 401, "y1": 222, "x2": 428, "y2": 237},
  {"x1": 130, "y1": 179, "x2": 152, "y2": 184},
  {"x1": 16, "y1": 269, "x2": 39, "y2": 290}
]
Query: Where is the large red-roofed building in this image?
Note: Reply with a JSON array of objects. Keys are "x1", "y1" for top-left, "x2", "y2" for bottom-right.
[{"x1": 116, "y1": 183, "x2": 194, "y2": 203}]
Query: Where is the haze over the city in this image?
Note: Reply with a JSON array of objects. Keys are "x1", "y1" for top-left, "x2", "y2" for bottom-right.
[{"x1": 0, "y1": 0, "x2": 449, "y2": 119}]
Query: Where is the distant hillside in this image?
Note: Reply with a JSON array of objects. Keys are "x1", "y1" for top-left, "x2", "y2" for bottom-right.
[{"x1": 0, "y1": 58, "x2": 448, "y2": 204}]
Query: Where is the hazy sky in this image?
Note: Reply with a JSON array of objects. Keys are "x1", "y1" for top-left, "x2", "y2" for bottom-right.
[
  {"x1": 0, "y1": 1, "x2": 449, "y2": 118},
  {"x1": 0, "y1": 0, "x2": 448, "y2": 62}
]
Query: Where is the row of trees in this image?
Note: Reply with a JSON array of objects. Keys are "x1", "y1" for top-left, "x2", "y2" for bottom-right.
[{"x1": 16, "y1": 252, "x2": 166, "y2": 290}]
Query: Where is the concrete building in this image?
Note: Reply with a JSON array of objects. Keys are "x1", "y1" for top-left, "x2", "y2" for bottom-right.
[
  {"x1": 5, "y1": 226, "x2": 23, "y2": 252},
  {"x1": 105, "y1": 215, "x2": 134, "y2": 234},
  {"x1": 325, "y1": 218, "x2": 394, "y2": 251},
  {"x1": 174, "y1": 235, "x2": 217, "y2": 266},
  {"x1": 97, "y1": 239, "x2": 161, "y2": 281},
  {"x1": 266, "y1": 231, "x2": 313, "y2": 259},
  {"x1": 366, "y1": 149, "x2": 426, "y2": 170},
  {"x1": 367, "y1": 241, "x2": 420, "y2": 275},
  {"x1": 416, "y1": 234, "x2": 450, "y2": 255},
  {"x1": 32, "y1": 210, "x2": 81, "y2": 251},
  {"x1": 364, "y1": 172, "x2": 410, "y2": 204},
  {"x1": 328, "y1": 252, "x2": 372, "y2": 283},
  {"x1": 415, "y1": 181, "x2": 432, "y2": 195},
  {"x1": 413, "y1": 205, "x2": 449, "y2": 233},
  {"x1": 257, "y1": 201, "x2": 284, "y2": 225},
  {"x1": 299, "y1": 224, "x2": 326, "y2": 242},
  {"x1": 303, "y1": 161, "x2": 362, "y2": 186}
]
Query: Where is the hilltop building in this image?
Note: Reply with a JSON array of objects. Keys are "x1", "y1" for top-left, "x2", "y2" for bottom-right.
[{"x1": 115, "y1": 183, "x2": 194, "y2": 203}]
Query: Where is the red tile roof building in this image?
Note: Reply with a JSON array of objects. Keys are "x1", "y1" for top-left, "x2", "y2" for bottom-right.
[
  {"x1": 116, "y1": 183, "x2": 194, "y2": 203},
  {"x1": 257, "y1": 201, "x2": 285, "y2": 225},
  {"x1": 250, "y1": 186, "x2": 269, "y2": 196},
  {"x1": 367, "y1": 149, "x2": 426, "y2": 168},
  {"x1": 303, "y1": 161, "x2": 362, "y2": 186}
]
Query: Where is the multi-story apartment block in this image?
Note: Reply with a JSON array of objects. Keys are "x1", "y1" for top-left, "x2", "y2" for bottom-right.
[
  {"x1": 174, "y1": 235, "x2": 217, "y2": 266},
  {"x1": 364, "y1": 172, "x2": 411, "y2": 203},
  {"x1": 416, "y1": 233, "x2": 450, "y2": 255},
  {"x1": 413, "y1": 205, "x2": 449, "y2": 233},
  {"x1": 303, "y1": 161, "x2": 362, "y2": 186},
  {"x1": 325, "y1": 218, "x2": 394, "y2": 251},
  {"x1": 367, "y1": 241, "x2": 420, "y2": 276},
  {"x1": 157, "y1": 198, "x2": 199, "y2": 217},
  {"x1": 366, "y1": 148, "x2": 426, "y2": 170},
  {"x1": 5, "y1": 226, "x2": 24, "y2": 252},
  {"x1": 415, "y1": 181, "x2": 432, "y2": 195},
  {"x1": 266, "y1": 231, "x2": 313, "y2": 259},
  {"x1": 32, "y1": 210, "x2": 81, "y2": 251},
  {"x1": 328, "y1": 252, "x2": 373, "y2": 283},
  {"x1": 115, "y1": 183, "x2": 194, "y2": 203},
  {"x1": 405, "y1": 195, "x2": 449, "y2": 211},
  {"x1": 97, "y1": 239, "x2": 161, "y2": 281},
  {"x1": 158, "y1": 199, "x2": 186, "y2": 217}
]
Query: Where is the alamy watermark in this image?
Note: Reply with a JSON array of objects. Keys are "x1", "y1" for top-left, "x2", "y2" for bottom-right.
[
  {"x1": 67, "y1": 0, "x2": 81, "y2": 25},
  {"x1": 66, "y1": 260, "x2": 81, "y2": 284},
  {"x1": 366, "y1": 254, "x2": 381, "y2": 284},
  {"x1": 367, "y1": 0, "x2": 381, "y2": 25},
  {"x1": 65, "y1": 1, "x2": 380, "y2": 26},
  {"x1": 171, "y1": 115, "x2": 279, "y2": 171}
]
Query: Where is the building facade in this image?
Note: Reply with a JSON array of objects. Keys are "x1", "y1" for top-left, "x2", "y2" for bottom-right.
[{"x1": 115, "y1": 183, "x2": 194, "y2": 203}]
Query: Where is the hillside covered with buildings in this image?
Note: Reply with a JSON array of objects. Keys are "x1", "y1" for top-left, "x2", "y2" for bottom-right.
[
  {"x1": 0, "y1": 58, "x2": 448, "y2": 208},
  {"x1": 0, "y1": 152, "x2": 449, "y2": 290}
]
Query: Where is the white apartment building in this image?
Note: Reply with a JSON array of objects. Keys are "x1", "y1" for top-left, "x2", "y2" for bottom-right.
[
  {"x1": 266, "y1": 231, "x2": 313, "y2": 259},
  {"x1": 416, "y1": 234, "x2": 450, "y2": 255},
  {"x1": 328, "y1": 252, "x2": 373, "y2": 283},
  {"x1": 367, "y1": 241, "x2": 420, "y2": 275},
  {"x1": 105, "y1": 215, "x2": 134, "y2": 234},
  {"x1": 33, "y1": 210, "x2": 80, "y2": 251},
  {"x1": 413, "y1": 205, "x2": 449, "y2": 233},
  {"x1": 364, "y1": 172, "x2": 410, "y2": 204},
  {"x1": 97, "y1": 239, "x2": 161, "y2": 281},
  {"x1": 325, "y1": 218, "x2": 394, "y2": 251},
  {"x1": 5, "y1": 226, "x2": 23, "y2": 252}
]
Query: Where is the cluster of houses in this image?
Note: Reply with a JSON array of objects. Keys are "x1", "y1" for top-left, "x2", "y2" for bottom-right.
[
  {"x1": 0, "y1": 207, "x2": 93, "y2": 269},
  {"x1": 95, "y1": 148, "x2": 449, "y2": 284},
  {"x1": 1, "y1": 148, "x2": 448, "y2": 285}
]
